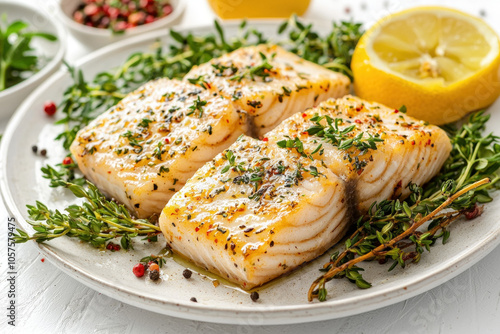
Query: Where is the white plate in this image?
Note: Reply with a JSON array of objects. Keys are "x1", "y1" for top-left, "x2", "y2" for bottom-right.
[{"x1": 2, "y1": 21, "x2": 500, "y2": 325}]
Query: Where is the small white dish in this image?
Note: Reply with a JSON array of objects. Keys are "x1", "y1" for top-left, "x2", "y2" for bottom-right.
[
  {"x1": 0, "y1": 0, "x2": 66, "y2": 120},
  {"x1": 57, "y1": 0, "x2": 185, "y2": 48}
]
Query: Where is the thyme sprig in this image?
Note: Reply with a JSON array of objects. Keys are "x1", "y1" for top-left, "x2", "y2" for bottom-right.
[
  {"x1": 187, "y1": 96, "x2": 207, "y2": 118},
  {"x1": 309, "y1": 111, "x2": 500, "y2": 302},
  {"x1": 41, "y1": 163, "x2": 85, "y2": 187},
  {"x1": 306, "y1": 114, "x2": 384, "y2": 154},
  {"x1": 220, "y1": 149, "x2": 266, "y2": 194},
  {"x1": 0, "y1": 17, "x2": 57, "y2": 91},
  {"x1": 279, "y1": 16, "x2": 363, "y2": 78},
  {"x1": 140, "y1": 248, "x2": 172, "y2": 268},
  {"x1": 229, "y1": 51, "x2": 275, "y2": 82},
  {"x1": 13, "y1": 180, "x2": 161, "y2": 250},
  {"x1": 277, "y1": 136, "x2": 309, "y2": 159}
]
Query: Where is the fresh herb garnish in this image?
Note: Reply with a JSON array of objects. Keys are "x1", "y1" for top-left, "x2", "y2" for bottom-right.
[
  {"x1": 41, "y1": 163, "x2": 85, "y2": 188},
  {"x1": 139, "y1": 248, "x2": 172, "y2": 268},
  {"x1": 309, "y1": 111, "x2": 500, "y2": 302},
  {"x1": 0, "y1": 16, "x2": 57, "y2": 91},
  {"x1": 138, "y1": 118, "x2": 153, "y2": 128},
  {"x1": 233, "y1": 166, "x2": 266, "y2": 194},
  {"x1": 276, "y1": 115, "x2": 384, "y2": 167},
  {"x1": 120, "y1": 130, "x2": 144, "y2": 154},
  {"x1": 187, "y1": 75, "x2": 209, "y2": 89},
  {"x1": 279, "y1": 16, "x2": 363, "y2": 79},
  {"x1": 277, "y1": 136, "x2": 309, "y2": 159},
  {"x1": 307, "y1": 114, "x2": 384, "y2": 155},
  {"x1": 12, "y1": 15, "x2": 500, "y2": 305},
  {"x1": 230, "y1": 52, "x2": 274, "y2": 82},
  {"x1": 12, "y1": 180, "x2": 161, "y2": 250},
  {"x1": 153, "y1": 141, "x2": 164, "y2": 160},
  {"x1": 187, "y1": 96, "x2": 207, "y2": 118},
  {"x1": 247, "y1": 100, "x2": 263, "y2": 108}
]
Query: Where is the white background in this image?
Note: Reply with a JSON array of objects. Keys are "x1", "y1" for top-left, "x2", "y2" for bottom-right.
[{"x1": 1, "y1": 0, "x2": 500, "y2": 333}]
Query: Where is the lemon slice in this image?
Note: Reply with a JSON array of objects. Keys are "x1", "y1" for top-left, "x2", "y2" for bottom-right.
[{"x1": 352, "y1": 7, "x2": 500, "y2": 125}]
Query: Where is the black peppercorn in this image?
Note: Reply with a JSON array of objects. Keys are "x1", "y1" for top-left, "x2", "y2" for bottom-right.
[
  {"x1": 183, "y1": 268, "x2": 192, "y2": 279},
  {"x1": 190, "y1": 297, "x2": 197, "y2": 302},
  {"x1": 149, "y1": 269, "x2": 160, "y2": 281},
  {"x1": 40, "y1": 149, "x2": 47, "y2": 156},
  {"x1": 250, "y1": 291, "x2": 259, "y2": 302},
  {"x1": 32, "y1": 145, "x2": 38, "y2": 154}
]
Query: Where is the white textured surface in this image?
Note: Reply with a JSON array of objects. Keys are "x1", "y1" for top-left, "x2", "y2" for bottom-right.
[{"x1": 1, "y1": 0, "x2": 500, "y2": 333}]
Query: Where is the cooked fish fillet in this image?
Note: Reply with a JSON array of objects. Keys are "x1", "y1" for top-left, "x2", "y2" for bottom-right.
[
  {"x1": 185, "y1": 44, "x2": 351, "y2": 136},
  {"x1": 159, "y1": 95, "x2": 452, "y2": 288},
  {"x1": 70, "y1": 79, "x2": 247, "y2": 218},
  {"x1": 160, "y1": 136, "x2": 350, "y2": 289},
  {"x1": 265, "y1": 95, "x2": 452, "y2": 209}
]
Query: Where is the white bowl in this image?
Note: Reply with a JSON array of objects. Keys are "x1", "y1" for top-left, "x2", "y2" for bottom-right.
[
  {"x1": 0, "y1": 1, "x2": 66, "y2": 120},
  {"x1": 57, "y1": 0, "x2": 185, "y2": 48}
]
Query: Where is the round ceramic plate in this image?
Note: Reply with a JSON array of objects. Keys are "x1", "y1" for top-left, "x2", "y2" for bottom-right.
[{"x1": 2, "y1": 21, "x2": 500, "y2": 325}]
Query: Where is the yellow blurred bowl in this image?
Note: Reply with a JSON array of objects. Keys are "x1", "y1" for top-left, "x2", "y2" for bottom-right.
[{"x1": 208, "y1": 0, "x2": 311, "y2": 19}]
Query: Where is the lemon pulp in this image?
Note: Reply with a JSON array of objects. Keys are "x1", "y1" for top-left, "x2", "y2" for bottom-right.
[{"x1": 371, "y1": 11, "x2": 497, "y2": 85}]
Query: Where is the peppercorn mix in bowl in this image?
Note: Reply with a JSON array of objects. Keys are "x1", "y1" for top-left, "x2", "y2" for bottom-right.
[{"x1": 57, "y1": 0, "x2": 185, "y2": 48}]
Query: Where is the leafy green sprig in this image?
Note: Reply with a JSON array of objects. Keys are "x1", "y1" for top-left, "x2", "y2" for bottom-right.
[
  {"x1": 277, "y1": 136, "x2": 309, "y2": 158},
  {"x1": 306, "y1": 114, "x2": 384, "y2": 154},
  {"x1": 423, "y1": 112, "x2": 500, "y2": 201},
  {"x1": 220, "y1": 149, "x2": 237, "y2": 174},
  {"x1": 41, "y1": 163, "x2": 85, "y2": 188},
  {"x1": 187, "y1": 96, "x2": 207, "y2": 118},
  {"x1": 279, "y1": 16, "x2": 363, "y2": 79},
  {"x1": 0, "y1": 17, "x2": 57, "y2": 91},
  {"x1": 229, "y1": 51, "x2": 275, "y2": 82},
  {"x1": 13, "y1": 180, "x2": 161, "y2": 250},
  {"x1": 309, "y1": 111, "x2": 500, "y2": 302},
  {"x1": 140, "y1": 248, "x2": 172, "y2": 268},
  {"x1": 220, "y1": 149, "x2": 266, "y2": 195}
]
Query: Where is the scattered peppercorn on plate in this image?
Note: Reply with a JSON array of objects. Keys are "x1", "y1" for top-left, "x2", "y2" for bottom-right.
[{"x1": 2, "y1": 10, "x2": 500, "y2": 326}]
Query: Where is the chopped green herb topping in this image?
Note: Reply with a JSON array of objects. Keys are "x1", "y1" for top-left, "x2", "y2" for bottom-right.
[
  {"x1": 187, "y1": 96, "x2": 207, "y2": 118},
  {"x1": 230, "y1": 52, "x2": 274, "y2": 82},
  {"x1": 306, "y1": 114, "x2": 384, "y2": 155}
]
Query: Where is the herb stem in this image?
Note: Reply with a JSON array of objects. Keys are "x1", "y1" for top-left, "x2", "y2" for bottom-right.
[
  {"x1": 88, "y1": 90, "x2": 126, "y2": 99},
  {"x1": 99, "y1": 216, "x2": 160, "y2": 233},
  {"x1": 308, "y1": 177, "x2": 491, "y2": 301},
  {"x1": 0, "y1": 36, "x2": 25, "y2": 90},
  {"x1": 0, "y1": 61, "x2": 6, "y2": 91},
  {"x1": 427, "y1": 212, "x2": 462, "y2": 236},
  {"x1": 456, "y1": 140, "x2": 482, "y2": 188}
]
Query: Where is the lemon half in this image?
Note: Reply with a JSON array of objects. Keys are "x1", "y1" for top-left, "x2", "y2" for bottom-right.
[{"x1": 352, "y1": 6, "x2": 500, "y2": 125}]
